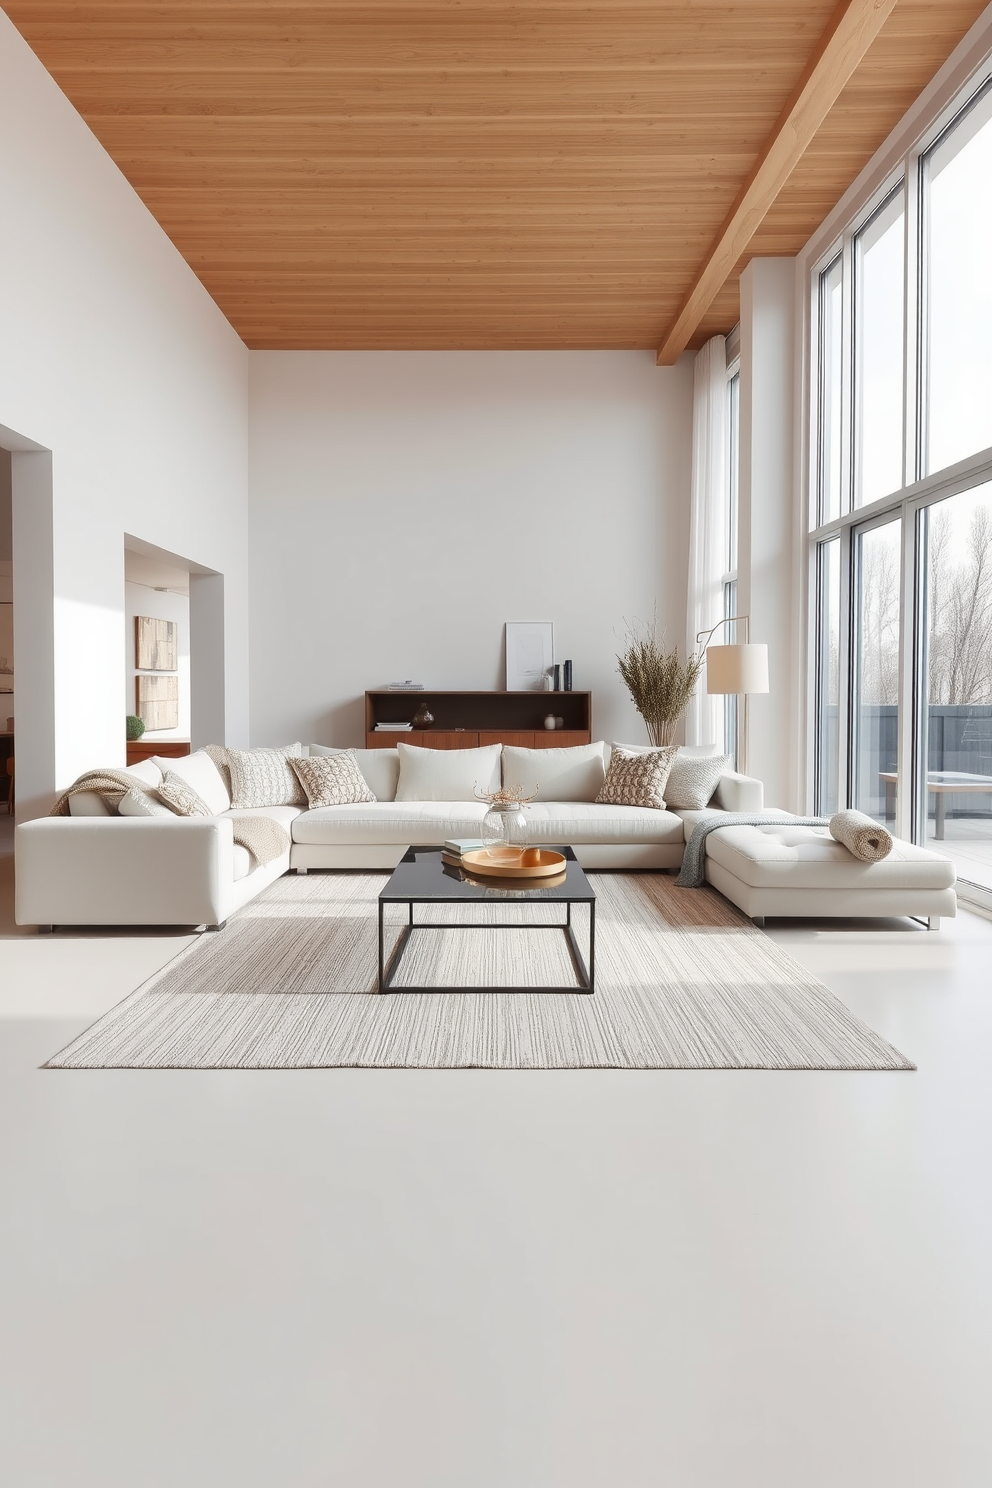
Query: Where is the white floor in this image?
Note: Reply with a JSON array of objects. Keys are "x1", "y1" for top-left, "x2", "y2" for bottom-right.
[
  {"x1": 2, "y1": 815, "x2": 992, "y2": 1488},
  {"x1": 925, "y1": 819, "x2": 992, "y2": 892}
]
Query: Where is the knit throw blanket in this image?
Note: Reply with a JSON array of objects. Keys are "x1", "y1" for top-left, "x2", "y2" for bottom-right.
[
  {"x1": 50, "y1": 769, "x2": 145, "y2": 816},
  {"x1": 676, "y1": 813, "x2": 830, "y2": 888},
  {"x1": 225, "y1": 813, "x2": 290, "y2": 867},
  {"x1": 50, "y1": 771, "x2": 290, "y2": 867}
]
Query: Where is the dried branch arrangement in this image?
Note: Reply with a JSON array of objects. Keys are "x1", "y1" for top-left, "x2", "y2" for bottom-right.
[
  {"x1": 616, "y1": 624, "x2": 704, "y2": 747},
  {"x1": 474, "y1": 784, "x2": 538, "y2": 805}
]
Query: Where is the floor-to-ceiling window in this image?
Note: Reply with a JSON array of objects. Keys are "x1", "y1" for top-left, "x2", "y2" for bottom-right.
[{"x1": 808, "y1": 63, "x2": 992, "y2": 901}]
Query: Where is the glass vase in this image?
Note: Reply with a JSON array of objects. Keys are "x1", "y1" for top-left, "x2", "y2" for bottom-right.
[{"x1": 481, "y1": 802, "x2": 530, "y2": 864}]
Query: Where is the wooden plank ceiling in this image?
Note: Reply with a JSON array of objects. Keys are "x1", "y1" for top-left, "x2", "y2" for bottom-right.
[{"x1": 5, "y1": 1, "x2": 988, "y2": 351}]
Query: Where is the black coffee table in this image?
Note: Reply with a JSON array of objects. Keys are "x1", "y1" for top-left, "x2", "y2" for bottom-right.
[{"x1": 378, "y1": 846, "x2": 596, "y2": 995}]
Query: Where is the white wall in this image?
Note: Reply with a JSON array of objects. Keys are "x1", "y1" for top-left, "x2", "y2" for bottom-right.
[
  {"x1": 248, "y1": 352, "x2": 694, "y2": 749},
  {"x1": 124, "y1": 584, "x2": 191, "y2": 741},
  {"x1": 738, "y1": 259, "x2": 798, "y2": 808},
  {"x1": 0, "y1": 14, "x2": 250, "y2": 816},
  {"x1": 0, "y1": 448, "x2": 11, "y2": 729}
]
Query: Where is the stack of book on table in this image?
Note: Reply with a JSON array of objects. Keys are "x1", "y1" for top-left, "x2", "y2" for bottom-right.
[
  {"x1": 374, "y1": 721, "x2": 412, "y2": 731},
  {"x1": 441, "y1": 838, "x2": 483, "y2": 868}
]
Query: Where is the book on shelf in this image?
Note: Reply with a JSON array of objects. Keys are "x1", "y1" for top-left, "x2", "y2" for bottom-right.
[
  {"x1": 384, "y1": 681, "x2": 425, "y2": 690},
  {"x1": 374, "y1": 722, "x2": 413, "y2": 731}
]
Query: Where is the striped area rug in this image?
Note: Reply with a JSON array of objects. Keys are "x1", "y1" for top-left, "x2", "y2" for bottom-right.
[{"x1": 45, "y1": 872, "x2": 914, "y2": 1071}]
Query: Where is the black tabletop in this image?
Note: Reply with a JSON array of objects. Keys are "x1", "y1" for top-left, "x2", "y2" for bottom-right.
[{"x1": 380, "y1": 846, "x2": 596, "y2": 904}]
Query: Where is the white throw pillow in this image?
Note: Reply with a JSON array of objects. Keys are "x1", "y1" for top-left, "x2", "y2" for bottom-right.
[
  {"x1": 151, "y1": 749, "x2": 231, "y2": 815},
  {"x1": 395, "y1": 742, "x2": 500, "y2": 802},
  {"x1": 308, "y1": 744, "x2": 400, "y2": 802},
  {"x1": 501, "y1": 742, "x2": 607, "y2": 802},
  {"x1": 118, "y1": 788, "x2": 175, "y2": 817}
]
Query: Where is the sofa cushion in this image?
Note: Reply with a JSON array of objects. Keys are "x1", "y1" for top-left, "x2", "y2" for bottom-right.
[
  {"x1": 226, "y1": 805, "x2": 304, "y2": 831},
  {"x1": 501, "y1": 742, "x2": 607, "y2": 802},
  {"x1": 205, "y1": 742, "x2": 303, "y2": 801},
  {"x1": 596, "y1": 744, "x2": 676, "y2": 809},
  {"x1": 307, "y1": 744, "x2": 400, "y2": 802},
  {"x1": 673, "y1": 807, "x2": 793, "y2": 841},
  {"x1": 151, "y1": 749, "x2": 231, "y2": 815},
  {"x1": 68, "y1": 791, "x2": 113, "y2": 817},
  {"x1": 158, "y1": 770, "x2": 213, "y2": 817},
  {"x1": 703, "y1": 823, "x2": 957, "y2": 890},
  {"x1": 125, "y1": 758, "x2": 164, "y2": 788},
  {"x1": 515, "y1": 802, "x2": 685, "y2": 846},
  {"x1": 227, "y1": 746, "x2": 306, "y2": 808},
  {"x1": 664, "y1": 751, "x2": 732, "y2": 810},
  {"x1": 292, "y1": 801, "x2": 488, "y2": 846},
  {"x1": 118, "y1": 788, "x2": 174, "y2": 818},
  {"x1": 395, "y1": 743, "x2": 500, "y2": 802},
  {"x1": 290, "y1": 799, "x2": 685, "y2": 848},
  {"x1": 290, "y1": 752, "x2": 374, "y2": 806}
]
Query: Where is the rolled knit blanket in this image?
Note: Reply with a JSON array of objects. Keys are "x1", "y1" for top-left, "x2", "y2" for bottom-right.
[{"x1": 828, "y1": 809, "x2": 892, "y2": 862}]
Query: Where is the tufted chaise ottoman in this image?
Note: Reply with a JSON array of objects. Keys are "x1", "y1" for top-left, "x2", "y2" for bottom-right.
[{"x1": 693, "y1": 818, "x2": 957, "y2": 929}]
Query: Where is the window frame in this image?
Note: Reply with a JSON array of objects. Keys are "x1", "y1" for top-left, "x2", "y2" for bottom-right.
[
  {"x1": 803, "y1": 49, "x2": 992, "y2": 895},
  {"x1": 723, "y1": 357, "x2": 741, "y2": 761}
]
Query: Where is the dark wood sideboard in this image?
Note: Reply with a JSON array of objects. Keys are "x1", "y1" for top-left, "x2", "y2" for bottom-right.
[
  {"x1": 126, "y1": 739, "x2": 191, "y2": 766},
  {"x1": 364, "y1": 691, "x2": 592, "y2": 750}
]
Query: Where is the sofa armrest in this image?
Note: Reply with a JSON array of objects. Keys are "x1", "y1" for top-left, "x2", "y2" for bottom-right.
[
  {"x1": 712, "y1": 770, "x2": 764, "y2": 812},
  {"x1": 15, "y1": 816, "x2": 237, "y2": 927}
]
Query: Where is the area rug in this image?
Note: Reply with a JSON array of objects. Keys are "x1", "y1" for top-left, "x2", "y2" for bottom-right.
[{"x1": 45, "y1": 873, "x2": 914, "y2": 1071}]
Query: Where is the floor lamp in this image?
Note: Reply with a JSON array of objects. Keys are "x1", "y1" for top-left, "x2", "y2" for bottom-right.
[{"x1": 695, "y1": 616, "x2": 769, "y2": 778}]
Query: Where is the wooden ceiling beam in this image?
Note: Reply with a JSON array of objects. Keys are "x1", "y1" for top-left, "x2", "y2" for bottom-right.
[{"x1": 655, "y1": 0, "x2": 899, "y2": 365}]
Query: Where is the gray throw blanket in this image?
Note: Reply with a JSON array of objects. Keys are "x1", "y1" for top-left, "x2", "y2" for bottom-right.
[
  {"x1": 676, "y1": 813, "x2": 830, "y2": 888},
  {"x1": 51, "y1": 770, "x2": 290, "y2": 867}
]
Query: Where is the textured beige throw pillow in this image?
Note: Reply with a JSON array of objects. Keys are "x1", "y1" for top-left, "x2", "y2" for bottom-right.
[
  {"x1": 595, "y1": 744, "x2": 677, "y2": 809},
  {"x1": 227, "y1": 747, "x2": 307, "y2": 808},
  {"x1": 664, "y1": 751, "x2": 732, "y2": 810},
  {"x1": 157, "y1": 771, "x2": 213, "y2": 817},
  {"x1": 289, "y1": 752, "x2": 375, "y2": 807}
]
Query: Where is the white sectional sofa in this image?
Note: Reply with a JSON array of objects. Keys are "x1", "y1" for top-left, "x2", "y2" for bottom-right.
[
  {"x1": 14, "y1": 740, "x2": 956, "y2": 930},
  {"x1": 15, "y1": 741, "x2": 760, "y2": 929}
]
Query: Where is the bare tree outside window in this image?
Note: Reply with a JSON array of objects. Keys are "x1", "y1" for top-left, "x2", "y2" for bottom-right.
[
  {"x1": 927, "y1": 501, "x2": 992, "y2": 707},
  {"x1": 858, "y1": 525, "x2": 900, "y2": 705}
]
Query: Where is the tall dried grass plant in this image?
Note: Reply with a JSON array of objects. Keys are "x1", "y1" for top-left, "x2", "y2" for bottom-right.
[{"x1": 616, "y1": 625, "x2": 704, "y2": 747}]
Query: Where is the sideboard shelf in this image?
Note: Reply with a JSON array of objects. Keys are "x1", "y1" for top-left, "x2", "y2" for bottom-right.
[
  {"x1": 126, "y1": 739, "x2": 191, "y2": 765},
  {"x1": 364, "y1": 690, "x2": 591, "y2": 750}
]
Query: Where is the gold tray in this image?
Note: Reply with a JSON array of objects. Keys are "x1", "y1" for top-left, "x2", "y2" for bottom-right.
[{"x1": 460, "y1": 848, "x2": 567, "y2": 879}]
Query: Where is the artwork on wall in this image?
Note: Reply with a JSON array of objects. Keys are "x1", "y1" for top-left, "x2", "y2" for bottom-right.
[
  {"x1": 505, "y1": 621, "x2": 554, "y2": 691},
  {"x1": 135, "y1": 615, "x2": 177, "y2": 672},
  {"x1": 136, "y1": 674, "x2": 179, "y2": 731},
  {"x1": 0, "y1": 603, "x2": 12, "y2": 694}
]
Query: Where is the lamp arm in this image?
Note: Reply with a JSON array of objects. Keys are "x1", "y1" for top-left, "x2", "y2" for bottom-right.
[{"x1": 694, "y1": 614, "x2": 751, "y2": 650}]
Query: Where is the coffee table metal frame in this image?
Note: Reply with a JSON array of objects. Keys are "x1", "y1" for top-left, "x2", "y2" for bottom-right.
[{"x1": 377, "y1": 845, "x2": 596, "y2": 995}]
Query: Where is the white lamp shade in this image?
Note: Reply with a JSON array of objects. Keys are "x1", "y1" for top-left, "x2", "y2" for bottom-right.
[{"x1": 705, "y1": 642, "x2": 769, "y2": 695}]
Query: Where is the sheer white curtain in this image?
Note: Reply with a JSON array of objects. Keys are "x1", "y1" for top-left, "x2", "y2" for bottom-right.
[{"x1": 684, "y1": 334, "x2": 728, "y2": 748}]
